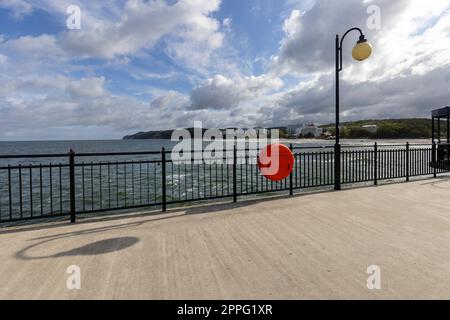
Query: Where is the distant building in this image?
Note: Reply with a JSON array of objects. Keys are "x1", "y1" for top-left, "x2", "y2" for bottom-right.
[
  {"x1": 361, "y1": 125, "x2": 378, "y2": 134},
  {"x1": 287, "y1": 124, "x2": 304, "y2": 137},
  {"x1": 301, "y1": 124, "x2": 323, "y2": 137}
]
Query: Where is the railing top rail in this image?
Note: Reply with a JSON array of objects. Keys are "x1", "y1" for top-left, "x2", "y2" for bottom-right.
[
  {"x1": 76, "y1": 151, "x2": 162, "y2": 157},
  {"x1": 0, "y1": 142, "x2": 437, "y2": 159},
  {"x1": 339, "y1": 143, "x2": 432, "y2": 148},
  {"x1": 0, "y1": 153, "x2": 68, "y2": 159}
]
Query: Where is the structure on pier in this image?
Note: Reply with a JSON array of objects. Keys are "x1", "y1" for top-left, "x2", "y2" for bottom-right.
[{"x1": 431, "y1": 107, "x2": 450, "y2": 170}]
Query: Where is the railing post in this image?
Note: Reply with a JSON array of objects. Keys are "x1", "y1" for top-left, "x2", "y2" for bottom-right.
[
  {"x1": 289, "y1": 144, "x2": 294, "y2": 196},
  {"x1": 161, "y1": 147, "x2": 167, "y2": 212},
  {"x1": 374, "y1": 142, "x2": 378, "y2": 186},
  {"x1": 69, "y1": 149, "x2": 76, "y2": 223},
  {"x1": 233, "y1": 145, "x2": 237, "y2": 203},
  {"x1": 432, "y1": 141, "x2": 437, "y2": 178},
  {"x1": 334, "y1": 143, "x2": 341, "y2": 190},
  {"x1": 406, "y1": 142, "x2": 410, "y2": 182}
]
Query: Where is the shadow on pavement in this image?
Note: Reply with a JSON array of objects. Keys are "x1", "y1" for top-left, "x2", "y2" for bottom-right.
[{"x1": 16, "y1": 237, "x2": 140, "y2": 260}]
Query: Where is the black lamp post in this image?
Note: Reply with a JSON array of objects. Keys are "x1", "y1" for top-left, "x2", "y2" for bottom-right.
[{"x1": 334, "y1": 27, "x2": 372, "y2": 190}]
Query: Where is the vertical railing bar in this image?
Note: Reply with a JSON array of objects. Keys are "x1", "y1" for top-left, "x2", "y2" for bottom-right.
[
  {"x1": 99, "y1": 163, "x2": 103, "y2": 209},
  {"x1": 39, "y1": 164, "x2": 43, "y2": 216},
  {"x1": 69, "y1": 150, "x2": 76, "y2": 223},
  {"x1": 49, "y1": 163, "x2": 53, "y2": 214},
  {"x1": 8, "y1": 165, "x2": 12, "y2": 220},
  {"x1": 29, "y1": 164, "x2": 33, "y2": 218},
  {"x1": 116, "y1": 162, "x2": 119, "y2": 208},
  {"x1": 233, "y1": 145, "x2": 237, "y2": 203},
  {"x1": 406, "y1": 143, "x2": 410, "y2": 182},
  {"x1": 59, "y1": 163, "x2": 62, "y2": 214},
  {"x1": 108, "y1": 162, "x2": 111, "y2": 208},
  {"x1": 303, "y1": 153, "x2": 306, "y2": 188},
  {"x1": 162, "y1": 148, "x2": 167, "y2": 211},
  {"x1": 391, "y1": 149, "x2": 395, "y2": 179},
  {"x1": 241, "y1": 159, "x2": 244, "y2": 194},
  {"x1": 146, "y1": 161, "x2": 150, "y2": 204},
  {"x1": 124, "y1": 162, "x2": 127, "y2": 207},
  {"x1": 185, "y1": 162, "x2": 188, "y2": 201},
  {"x1": 203, "y1": 160, "x2": 206, "y2": 198},
  {"x1": 178, "y1": 162, "x2": 181, "y2": 201},
  {"x1": 154, "y1": 162, "x2": 157, "y2": 204},
  {"x1": 139, "y1": 161, "x2": 143, "y2": 205},
  {"x1": 216, "y1": 159, "x2": 220, "y2": 198},
  {"x1": 91, "y1": 163, "x2": 94, "y2": 211},
  {"x1": 318, "y1": 152, "x2": 322, "y2": 186},
  {"x1": 197, "y1": 162, "x2": 200, "y2": 199},
  {"x1": 374, "y1": 143, "x2": 378, "y2": 186},
  {"x1": 221, "y1": 158, "x2": 224, "y2": 198},
  {"x1": 82, "y1": 162, "x2": 85, "y2": 212},
  {"x1": 433, "y1": 142, "x2": 437, "y2": 178},
  {"x1": 132, "y1": 162, "x2": 135, "y2": 206},
  {"x1": 315, "y1": 152, "x2": 318, "y2": 187},
  {"x1": 192, "y1": 161, "x2": 196, "y2": 199},
  {"x1": 306, "y1": 153, "x2": 309, "y2": 188},
  {"x1": 289, "y1": 145, "x2": 293, "y2": 195},
  {"x1": 19, "y1": 165, "x2": 23, "y2": 219},
  {"x1": 362, "y1": 150, "x2": 366, "y2": 181},
  {"x1": 352, "y1": 150, "x2": 356, "y2": 183}
]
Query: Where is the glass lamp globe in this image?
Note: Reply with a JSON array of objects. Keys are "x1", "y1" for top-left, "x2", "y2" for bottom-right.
[{"x1": 352, "y1": 39, "x2": 372, "y2": 61}]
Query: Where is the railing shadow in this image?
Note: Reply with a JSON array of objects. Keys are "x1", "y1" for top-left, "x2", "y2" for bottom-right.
[
  {"x1": 420, "y1": 176, "x2": 450, "y2": 189},
  {"x1": 5, "y1": 173, "x2": 450, "y2": 239},
  {"x1": 2, "y1": 190, "x2": 324, "y2": 237}
]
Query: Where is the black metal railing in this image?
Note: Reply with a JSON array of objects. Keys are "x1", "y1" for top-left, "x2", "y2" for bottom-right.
[{"x1": 0, "y1": 143, "x2": 448, "y2": 224}]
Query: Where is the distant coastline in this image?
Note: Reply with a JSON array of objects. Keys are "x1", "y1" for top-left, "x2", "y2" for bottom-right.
[{"x1": 123, "y1": 118, "x2": 433, "y2": 140}]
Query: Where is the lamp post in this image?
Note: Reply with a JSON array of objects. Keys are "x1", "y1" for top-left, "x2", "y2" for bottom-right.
[{"x1": 334, "y1": 27, "x2": 372, "y2": 190}]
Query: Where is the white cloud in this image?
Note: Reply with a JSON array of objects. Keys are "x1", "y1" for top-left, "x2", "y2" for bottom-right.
[
  {"x1": 190, "y1": 74, "x2": 283, "y2": 110},
  {"x1": 1, "y1": 0, "x2": 450, "y2": 139},
  {"x1": 0, "y1": 54, "x2": 7, "y2": 64},
  {"x1": 68, "y1": 77, "x2": 108, "y2": 99},
  {"x1": 261, "y1": 0, "x2": 450, "y2": 126},
  {"x1": 0, "y1": 34, "x2": 68, "y2": 64},
  {"x1": 223, "y1": 17, "x2": 232, "y2": 30},
  {"x1": 59, "y1": 0, "x2": 224, "y2": 64},
  {"x1": 0, "y1": 0, "x2": 33, "y2": 19}
]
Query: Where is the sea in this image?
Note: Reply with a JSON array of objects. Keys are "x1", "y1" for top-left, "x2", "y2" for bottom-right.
[{"x1": 0, "y1": 138, "x2": 431, "y2": 156}]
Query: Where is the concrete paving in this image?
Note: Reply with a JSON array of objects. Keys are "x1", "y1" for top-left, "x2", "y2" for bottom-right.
[{"x1": 1, "y1": 178, "x2": 450, "y2": 300}]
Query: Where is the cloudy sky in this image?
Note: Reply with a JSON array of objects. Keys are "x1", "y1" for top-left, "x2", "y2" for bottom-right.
[{"x1": 0, "y1": 0, "x2": 449, "y2": 140}]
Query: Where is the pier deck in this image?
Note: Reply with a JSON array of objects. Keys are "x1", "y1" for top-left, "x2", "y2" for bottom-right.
[{"x1": 1, "y1": 177, "x2": 450, "y2": 299}]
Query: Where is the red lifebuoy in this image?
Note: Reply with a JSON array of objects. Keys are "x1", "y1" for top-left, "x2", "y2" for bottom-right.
[{"x1": 258, "y1": 144, "x2": 294, "y2": 181}]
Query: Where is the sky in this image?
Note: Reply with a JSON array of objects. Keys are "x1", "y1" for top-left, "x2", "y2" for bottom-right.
[{"x1": 0, "y1": 0, "x2": 449, "y2": 140}]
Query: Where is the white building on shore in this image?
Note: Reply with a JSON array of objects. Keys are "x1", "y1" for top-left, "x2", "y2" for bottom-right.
[
  {"x1": 287, "y1": 124, "x2": 305, "y2": 136},
  {"x1": 301, "y1": 124, "x2": 323, "y2": 137},
  {"x1": 361, "y1": 125, "x2": 378, "y2": 134}
]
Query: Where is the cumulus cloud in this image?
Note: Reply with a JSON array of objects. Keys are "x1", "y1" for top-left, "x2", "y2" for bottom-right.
[
  {"x1": 0, "y1": 34, "x2": 67, "y2": 62},
  {"x1": 1, "y1": 0, "x2": 450, "y2": 139},
  {"x1": 0, "y1": 0, "x2": 33, "y2": 19},
  {"x1": 263, "y1": 0, "x2": 450, "y2": 127},
  {"x1": 68, "y1": 77, "x2": 108, "y2": 99},
  {"x1": 59, "y1": 0, "x2": 223, "y2": 62},
  {"x1": 190, "y1": 74, "x2": 283, "y2": 110},
  {"x1": 0, "y1": 75, "x2": 190, "y2": 134},
  {"x1": 271, "y1": 0, "x2": 411, "y2": 75}
]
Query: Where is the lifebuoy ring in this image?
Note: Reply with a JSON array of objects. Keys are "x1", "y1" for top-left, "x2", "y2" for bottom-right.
[{"x1": 257, "y1": 144, "x2": 294, "y2": 181}]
